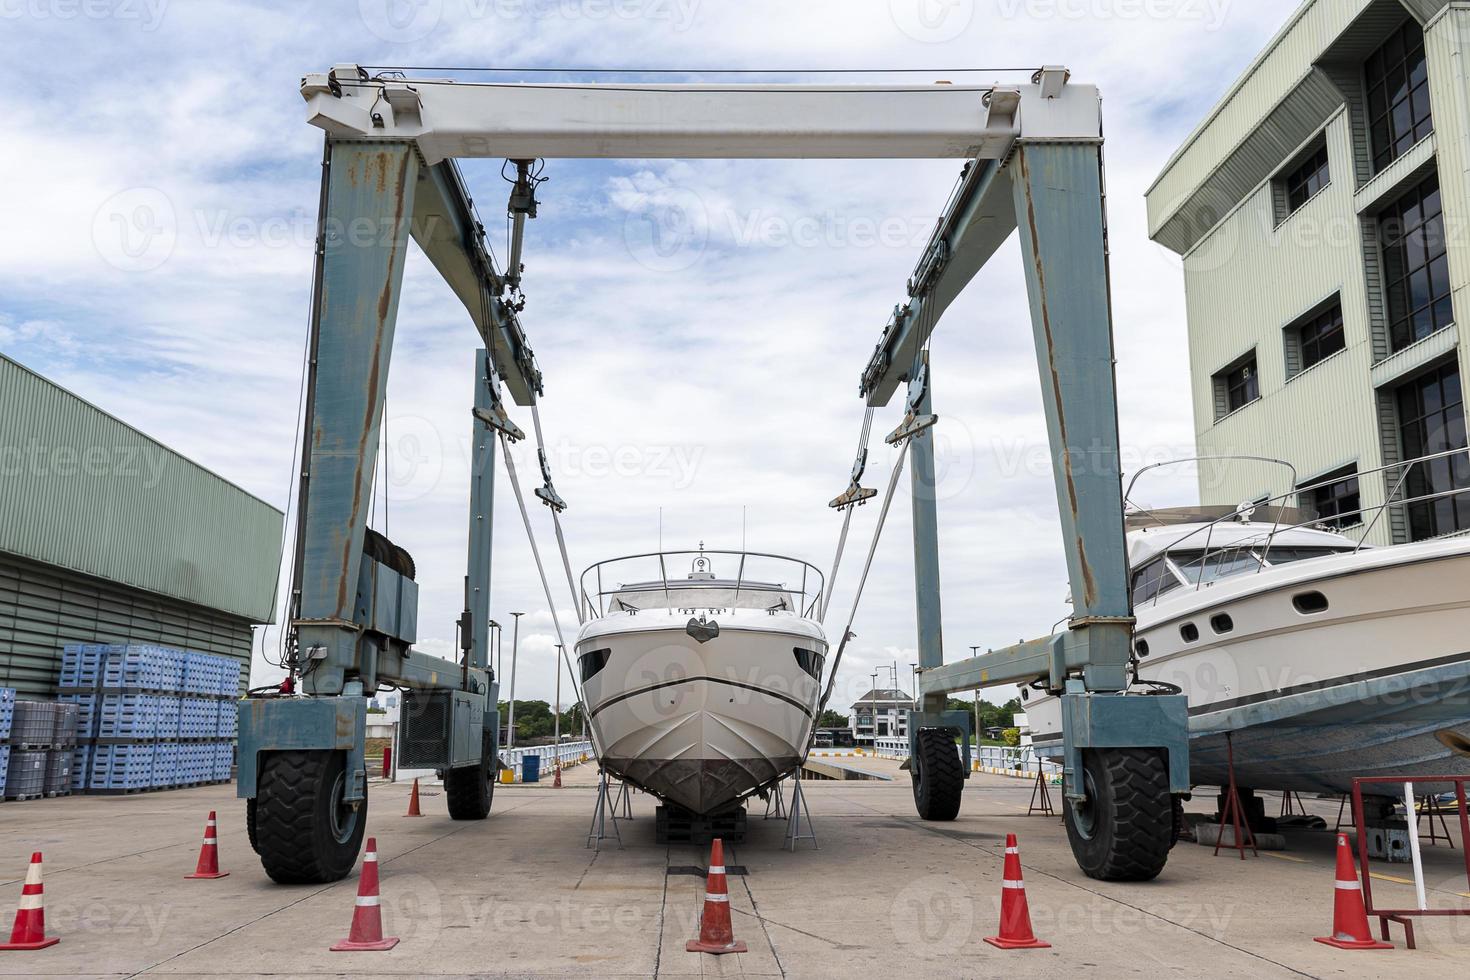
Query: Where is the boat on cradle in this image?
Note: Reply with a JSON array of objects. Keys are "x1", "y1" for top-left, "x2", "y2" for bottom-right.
[
  {"x1": 575, "y1": 548, "x2": 827, "y2": 826},
  {"x1": 1024, "y1": 451, "x2": 1470, "y2": 801}
]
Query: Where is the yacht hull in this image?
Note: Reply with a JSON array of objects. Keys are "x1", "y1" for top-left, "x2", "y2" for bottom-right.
[
  {"x1": 580, "y1": 620, "x2": 822, "y2": 814},
  {"x1": 1026, "y1": 542, "x2": 1470, "y2": 795}
]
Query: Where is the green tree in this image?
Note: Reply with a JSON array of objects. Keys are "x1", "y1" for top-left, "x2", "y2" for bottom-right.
[{"x1": 817, "y1": 709, "x2": 849, "y2": 729}]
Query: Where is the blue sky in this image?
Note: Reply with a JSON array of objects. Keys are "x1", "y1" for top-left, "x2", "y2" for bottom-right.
[{"x1": 0, "y1": 0, "x2": 1290, "y2": 709}]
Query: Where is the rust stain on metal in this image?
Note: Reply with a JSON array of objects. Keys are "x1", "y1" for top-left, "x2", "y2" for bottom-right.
[
  {"x1": 1018, "y1": 150, "x2": 1096, "y2": 608},
  {"x1": 336, "y1": 707, "x2": 354, "y2": 741},
  {"x1": 338, "y1": 149, "x2": 412, "y2": 615}
]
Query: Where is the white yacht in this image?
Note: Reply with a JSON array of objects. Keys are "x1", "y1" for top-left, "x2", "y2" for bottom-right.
[
  {"x1": 1025, "y1": 458, "x2": 1470, "y2": 796},
  {"x1": 575, "y1": 548, "x2": 826, "y2": 817}
]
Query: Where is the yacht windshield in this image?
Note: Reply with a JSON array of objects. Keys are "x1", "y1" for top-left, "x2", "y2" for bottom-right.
[
  {"x1": 1170, "y1": 548, "x2": 1262, "y2": 585},
  {"x1": 1168, "y1": 544, "x2": 1352, "y2": 585},
  {"x1": 609, "y1": 583, "x2": 795, "y2": 612}
]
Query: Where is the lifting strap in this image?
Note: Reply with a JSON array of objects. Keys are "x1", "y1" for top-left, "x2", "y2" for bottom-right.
[
  {"x1": 498, "y1": 430, "x2": 601, "y2": 756},
  {"x1": 821, "y1": 407, "x2": 876, "y2": 621},
  {"x1": 528, "y1": 402, "x2": 584, "y2": 626},
  {"x1": 814, "y1": 437, "x2": 910, "y2": 723}
]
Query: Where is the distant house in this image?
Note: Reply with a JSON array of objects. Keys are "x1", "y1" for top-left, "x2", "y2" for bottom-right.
[{"x1": 849, "y1": 688, "x2": 913, "y2": 745}]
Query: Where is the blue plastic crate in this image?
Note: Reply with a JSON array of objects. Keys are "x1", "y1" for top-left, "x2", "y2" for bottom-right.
[
  {"x1": 151, "y1": 743, "x2": 179, "y2": 788},
  {"x1": 182, "y1": 653, "x2": 207, "y2": 695},
  {"x1": 57, "y1": 693, "x2": 97, "y2": 737},
  {"x1": 59, "y1": 645, "x2": 106, "y2": 687},
  {"x1": 212, "y1": 742, "x2": 234, "y2": 781},
  {"x1": 0, "y1": 745, "x2": 9, "y2": 797},
  {"x1": 159, "y1": 648, "x2": 185, "y2": 693},
  {"x1": 90, "y1": 744, "x2": 153, "y2": 791},
  {"x1": 155, "y1": 695, "x2": 181, "y2": 739},
  {"x1": 219, "y1": 660, "x2": 242, "y2": 697},
  {"x1": 0, "y1": 687, "x2": 14, "y2": 741},
  {"x1": 71, "y1": 745, "x2": 92, "y2": 791},
  {"x1": 97, "y1": 694, "x2": 158, "y2": 739},
  {"x1": 101, "y1": 645, "x2": 166, "y2": 690},
  {"x1": 216, "y1": 703, "x2": 238, "y2": 739}
]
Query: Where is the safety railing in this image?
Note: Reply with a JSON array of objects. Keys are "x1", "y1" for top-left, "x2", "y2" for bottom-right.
[
  {"x1": 1126, "y1": 448, "x2": 1470, "y2": 607},
  {"x1": 872, "y1": 736, "x2": 909, "y2": 759},
  {"x1": 578, "y1": 549, "x2": 825, "y2": 621},
  {"x1": 869, "y1": 737, "x2": 1060, "y2": 777},
  {"x1": 1351, "y1": 776, "x2": 1470, "y2": 949},
  {"x1": 498, "y1": 740, "x2": 594, "y2": 779},
  {"x1": 975, "y1": 745, "x2": 1062, "y2": 776}
]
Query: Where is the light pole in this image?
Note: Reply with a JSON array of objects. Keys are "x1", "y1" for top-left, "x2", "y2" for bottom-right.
[
  {"x1": 970, "y1": 645, "x2": 981, "y2": 752},
  {"x1": 554, "y1": 642, "x2": 564, "y2": 787},
  {"x1": 507, "y1": 612, "x2": 523, "y2": 749},
  {"x1": 870, "y1": 669, "x2": 880, "y2": 746}
]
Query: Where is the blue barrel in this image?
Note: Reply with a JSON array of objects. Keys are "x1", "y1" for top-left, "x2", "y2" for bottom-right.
[{"x1": 522, "y1": 754, "x2": 541, "y2": 783}]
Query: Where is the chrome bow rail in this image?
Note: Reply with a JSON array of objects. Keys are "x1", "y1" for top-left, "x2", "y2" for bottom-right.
[{"x1": 579, "y1": 549, "x2": 825, "y2": 621}]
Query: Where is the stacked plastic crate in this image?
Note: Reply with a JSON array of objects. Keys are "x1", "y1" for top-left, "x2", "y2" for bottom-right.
[
  {"x1": 58, "y1": 644, "x2": 241, "y2": 794},
  {"x1": 0, "y1": 687, "x2": 14, "y2": 799}
]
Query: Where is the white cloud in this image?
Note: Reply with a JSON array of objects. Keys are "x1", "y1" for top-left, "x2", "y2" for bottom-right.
[{"x1": 0, "y1": 0, "x2": 1288, "y2": 706}]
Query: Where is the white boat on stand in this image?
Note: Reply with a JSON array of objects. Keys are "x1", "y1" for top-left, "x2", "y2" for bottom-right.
[
  {"x1": 575, "y1": 548, "x2": 826, "y2": 839},
  {"x1": 1024, "y1": 452, "x2": 1470, "y2": 836}
]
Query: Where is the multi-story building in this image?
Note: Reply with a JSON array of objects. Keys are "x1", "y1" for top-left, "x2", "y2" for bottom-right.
[
  {"x1": 1147, "y1": 0, "x2": 1470, "y2": 544},
  {"x1": 849, "y1": 688, "x2": 912, "y2": 745}
]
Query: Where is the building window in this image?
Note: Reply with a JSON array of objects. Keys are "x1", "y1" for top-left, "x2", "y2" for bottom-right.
[
  {"x1": 1396, "y1": 361, "x2": 1470, "y2": 540},
  {"x1": 1298, "y1": 465, "x2": 1361, "y2": 528},
  {"x1": 1292, "y1": 303, "x2": 1345, "y2": 372},
  {"x1": 1365, "y1": 19, "x2": 1432, "y2": 173},
  {"x1": 1381, "y1": 175, "x2": 1451, "y2": 352},
  {"x1": 1282, "y1": 143, "x2": 1329, "y2": 215},
  {"x1": 1213, "y1": 352, "x2": 1259, "y2": 420}
]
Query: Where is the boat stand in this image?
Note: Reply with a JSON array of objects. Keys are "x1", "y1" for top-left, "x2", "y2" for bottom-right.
[
  {"x1": 1214, "y1": 734, "x2": 1257, "y2": 859},
  {"x1": 1334, "y1": 794, "x2": 1357, "y2": 833},
  {"x1": 1279, "y1": 790, "x2": 1308, "y2": 817},
  {"x1": 1418, "y1": 794, "x2": 1456, "y2": 848},
  {"x1": 764, "y1": 779, "x2": 787, "y2": 820},
  {"x1": 1027, "y1": 767, "x2": 1054, "y2": 817},
  {"x1": 613, "y1": 778, "x2": 634, "y2": 821},
  {"x1": 586, "y1": 769, "x2": 623, "y2": 851},
  {"x1": 783, "y1": 773, "x2": 817, "y2": 851}
]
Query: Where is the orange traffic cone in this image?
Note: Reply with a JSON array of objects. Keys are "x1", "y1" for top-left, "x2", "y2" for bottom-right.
[
  {"x1": 1, "y1": 852, "x2": 59, "y2": 950},
  {"x1": 330, "y1": 838, "x2": 399, "y2": 951},
  {"x1": 984, "y1": 834, "x2": 1050, "y2": 949},
  {"x1": 1315, "y1": 834, "x2": 1392, "y2": 949},
  {"x1": 405, "y1": 779, "x2": 422, "y2": 817},
  {"x1": 184, "y1": 811, "x2": 229, "y2": 879},
  {"x1": 553, "y1": 763, "x2": 563, "y2": 789},
  {"x1": 685, "y1": 838, "x2": 747, "y2": 954}
]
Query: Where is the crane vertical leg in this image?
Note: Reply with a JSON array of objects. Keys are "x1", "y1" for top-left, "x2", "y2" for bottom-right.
[
  {"x1": 294, "y1": 141, "x2": 420, "y2": 697},
  {"x1": 465, "y1": 349, "x2": 498, "y2": 676},
  {"x1": 1009, "y1": 140, "x2": 1183, "y2": 880},
  {"x1": 905, "y1": 350, "x2": 970, "y2": 819},
  {"x1": 236, "y1": 141, "x2": 425, "y2": 884},
  {"x1": 908, "y1": 349, "x2": 944, "y2": 710},
  {"x1": 444, "y1": 349, "x2": 501, "y2": 820}
]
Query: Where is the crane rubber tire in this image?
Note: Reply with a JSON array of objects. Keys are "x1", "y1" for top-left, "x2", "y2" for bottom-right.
[
  {"x1": 1063, "y1": 747, "x2": 1172, "y2": 881},
  {"x1": 254, "y1": 750, "x2": 366, "y2": 884},
  {"x1": 245, "y1": 796, "x2": 260, "y2": 854},
  {"x1": 445, "y1": 732, "x2": 496, "y2": 820},
  {"x1": 911, "y1": 728, "x2": 964, "y2": 821}
]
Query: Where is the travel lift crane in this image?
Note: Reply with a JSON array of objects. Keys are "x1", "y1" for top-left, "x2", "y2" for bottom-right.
[{"x1": 237, "y1": 63, "x2": 1189, "y2": 884}]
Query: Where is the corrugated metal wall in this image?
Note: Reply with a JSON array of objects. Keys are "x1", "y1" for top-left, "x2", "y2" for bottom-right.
[
  {"x1": 0, "y1": 354, "x2": 282, "y2": 622},
  {"x1": 0, "y1": 551, "x2": 253, "y2": 699}
]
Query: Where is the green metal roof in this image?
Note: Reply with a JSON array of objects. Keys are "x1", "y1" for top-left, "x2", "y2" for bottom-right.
[{"x1": 0, "y1": 354, "x2": 283, "y2": 622}]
